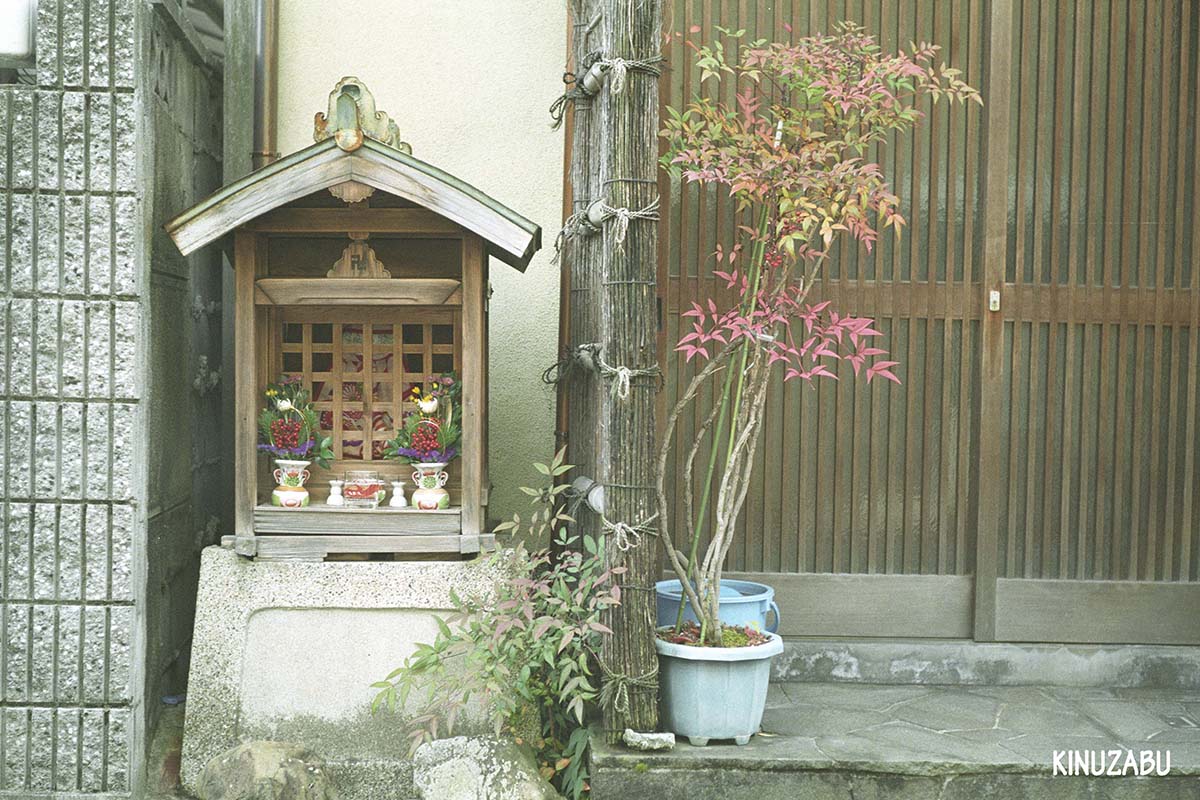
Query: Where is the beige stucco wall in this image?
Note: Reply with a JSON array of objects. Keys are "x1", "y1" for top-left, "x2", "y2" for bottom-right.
[{"x1": 277, "y1": 1, "x2": 566, "y2": 521}]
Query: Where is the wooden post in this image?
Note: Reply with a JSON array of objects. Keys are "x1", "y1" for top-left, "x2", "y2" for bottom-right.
[
  {"x1": 233, "y1": 231, "x2": 260, "y2": 537},
  {"x1": 975, "y1": 0, "x2": 1015, "y2": 641},
  {"x1": 461, "y1": 233, "x2": 487, "y2": 537},
  {"x1": 562, "y1": 0, "x2": 663, "y2": 740},
  {"x1": 564, "y1": 2, "x2": 604, "y2": 551}
]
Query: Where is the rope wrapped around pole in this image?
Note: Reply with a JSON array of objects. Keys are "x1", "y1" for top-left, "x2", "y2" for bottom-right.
[
  {"x1": 599, "y1": 196, "x2": 660, "y2": 252},
  {"x1": 601, "y1": 512, "x2": 658, "y2": 551},
  {"x1": 596, "y1": 658, "x2": 659, "y2": 717},
  {"x1": 596, "y1": 55, "x2": 664, "y2": 95},
  {"x1": 575, "y1": 342, "x2": 660, "y2": 400},
  {"x1": 551, "y1": 208, "x2": 600, "y2": 265}
]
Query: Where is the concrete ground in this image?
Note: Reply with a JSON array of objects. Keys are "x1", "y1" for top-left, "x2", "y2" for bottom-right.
[{"x1": 591, "y1": 683, "x2": 1200, "y2": 799}]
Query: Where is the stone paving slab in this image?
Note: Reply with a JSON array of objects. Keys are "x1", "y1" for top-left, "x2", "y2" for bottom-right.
[
  {"x1": 591, "y1": 683, "x2": 1200, "y2": 799},
  {"x1": 773, "y1": 639, "x2": 1200, "y2": 688}
]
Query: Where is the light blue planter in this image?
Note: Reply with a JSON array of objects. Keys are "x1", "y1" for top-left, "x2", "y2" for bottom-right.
[
  {"x1": 655, "y1": 631, "x2": 783, "y2": 746},
  {"x1": 655, "y1": 579, "x2": 780, "y2": 633}
]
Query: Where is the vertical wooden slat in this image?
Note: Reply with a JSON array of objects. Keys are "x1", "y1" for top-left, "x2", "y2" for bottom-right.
[
  {"x1": 332, "y1": 323, "x2": 343, "y2": 461},
  {"x1": 1123, "y1": 0, "x2": 1148, "y2": 580},
  {"x1": 1162, "y1": 0, "x2": 1189, "y2": 580},
  {"x1": 362, "y1": 314, "x2": 374, "y2": 460},
  {"x1": 1022, "y1": 323, "x2": 1043, "y2": 576},
  {"x1": 1178, "y1": 0, "x2": 1199, "y2": 582},
  {"x1": 1152, "y1": 0, "x2": 1179, "y2": 581},
  {"x1": 957, "y1": 0, "x2": 983, "y2": 577},
  {"x1": 1050, "y1": 0, "x2": 1077, "y2": 580},
  {"x1": 1141, "y1": 0, "x2": 1166, "y2": 582},
  {"x1": 934, "y1": 0, "x2": 957, "y2": 574},
  {"x1": 392, "y1": 312, "x2": 402, "y2": 449},
  {"x1": 1086, "y1": 0, "x2": 1113, "y2": 577},
  {"x1": 1069, "y1": 5, "x2": 1095, "y2": 581}
]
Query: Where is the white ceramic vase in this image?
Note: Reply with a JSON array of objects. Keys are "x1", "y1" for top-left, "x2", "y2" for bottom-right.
[
  {"x1": 271, "y1": 459, "x2": 311, "y2": 508},
  {"x1": 388, "y1": 480, "x2": 408, "y2": 508},
  {"x1": 410, "y1": 463, "x2": 450, "y2": 510}
]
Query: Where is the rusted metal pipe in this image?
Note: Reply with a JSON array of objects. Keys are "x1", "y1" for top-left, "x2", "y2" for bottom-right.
[{"x1": 251, "y1": 0, "x2": 279, "y2": 169}]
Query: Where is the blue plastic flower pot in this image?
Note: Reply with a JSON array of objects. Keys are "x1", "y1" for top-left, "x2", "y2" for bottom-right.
[
  {"x1": 655, "y1": 630, "x2": 783, "y2": 746},
  {"x1": 655, "y1": 579, "x2": 780, "y2": 633}
]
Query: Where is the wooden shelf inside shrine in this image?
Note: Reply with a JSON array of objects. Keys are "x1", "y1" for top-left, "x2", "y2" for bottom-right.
[
  {"x1": 255, "y1": 277, "x2": 462, "y2": 306},
  {"x1": 253, "y1": 503, "x2": 462, "y2": 534}
]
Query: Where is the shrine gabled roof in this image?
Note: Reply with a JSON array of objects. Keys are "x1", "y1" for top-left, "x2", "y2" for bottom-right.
[{"x1": 165, "y1": 136, "x2": 542, "y2": 271}]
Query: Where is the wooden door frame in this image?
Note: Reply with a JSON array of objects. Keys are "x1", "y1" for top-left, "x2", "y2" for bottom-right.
[{"x1": 973, "y1": 0, "x2": 1014, "y2": 642}]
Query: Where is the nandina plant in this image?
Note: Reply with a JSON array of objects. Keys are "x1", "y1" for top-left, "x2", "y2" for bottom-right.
[
  {"x1": 372, "y1": 450, "x2": 621, "y2": 800},
  {"x1": 658, "y1": 22, "x2": 980, "y2": 646}
]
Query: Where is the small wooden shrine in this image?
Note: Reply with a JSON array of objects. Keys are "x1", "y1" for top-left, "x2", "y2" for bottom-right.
[{"x1": 167, "y1": 78, "x2": 541, "y2": 560}]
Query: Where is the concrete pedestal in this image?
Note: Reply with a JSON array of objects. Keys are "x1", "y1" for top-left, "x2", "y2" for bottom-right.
[{"x1": 181, "y1": 545, "x2": 503, "y2": 799}]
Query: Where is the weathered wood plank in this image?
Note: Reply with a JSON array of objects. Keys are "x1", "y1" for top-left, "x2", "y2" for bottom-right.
[
  {"x1": 253, "y1": 505, "x2": 461, "y2": 535},
  {"x1": 724, "y1": 571, "x2": 974, "y2": 639},
  {"x1": 995, "y1": 578, "x2": 1200, "y2": 645},
  {"x1": 349, "y1": 145, "x2": 540, "y2": 269},
  {"x1": 244, "y1": 207, "x2": 464, "y2": 236},
  {"x1": 253, "y1": 533, "x2": 493, "y2": 561},
  {"x1": 254, "y1": 278, "x2": 461, "y2": 306}
]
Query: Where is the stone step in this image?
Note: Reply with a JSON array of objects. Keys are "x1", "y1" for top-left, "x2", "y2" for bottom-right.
[
  {"x1": 773, "y1": 638, "x2": 1200, "y2": 689},
  {"x1": 590, "y1": 683, "x2": 1200, "y2": 799}
]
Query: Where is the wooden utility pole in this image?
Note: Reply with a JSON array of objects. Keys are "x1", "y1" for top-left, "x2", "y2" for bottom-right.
[{"x1": 561, "y1": 0, "x2": 662, "y2": 739}]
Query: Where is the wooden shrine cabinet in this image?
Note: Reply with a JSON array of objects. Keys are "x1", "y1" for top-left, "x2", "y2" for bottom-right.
[{"x1": 166, "y1": 79, "x2": 541, "y2": 560}]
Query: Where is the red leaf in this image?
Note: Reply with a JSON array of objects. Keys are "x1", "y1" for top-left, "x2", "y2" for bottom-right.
[{"x1": 867, "y1": 361, "x2": 902, "y2": 384}]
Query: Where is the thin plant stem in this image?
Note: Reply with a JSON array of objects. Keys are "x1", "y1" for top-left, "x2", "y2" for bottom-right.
[{"x1": 677, "y1": 203, "x2": 771, "y2": 634}]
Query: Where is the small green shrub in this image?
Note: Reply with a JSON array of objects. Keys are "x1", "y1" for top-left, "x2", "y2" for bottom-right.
[{"x1": 371, "y1": 449, "x2": 622, "y2": 799}]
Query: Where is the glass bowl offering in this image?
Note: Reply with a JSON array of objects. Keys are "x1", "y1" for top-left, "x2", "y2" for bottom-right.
[{"x1": 343, "y1": 470, "x2": 386, "y2": 509}]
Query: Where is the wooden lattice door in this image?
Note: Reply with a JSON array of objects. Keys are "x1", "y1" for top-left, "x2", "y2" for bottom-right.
[{"x1": 275, "y1": 307, "x2": 463, "y2": 496}]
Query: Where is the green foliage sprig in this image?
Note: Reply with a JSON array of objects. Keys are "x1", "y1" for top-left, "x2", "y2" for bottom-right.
[
  {"x1": 256, "y1": 375, "x2": 334, "y2": 468},
  {"x1": 384, "y1": 372, "x2": 463, "y2": 464},
  {"x1": 371, "y1": 449, "x2": 621, "y2": 799}
]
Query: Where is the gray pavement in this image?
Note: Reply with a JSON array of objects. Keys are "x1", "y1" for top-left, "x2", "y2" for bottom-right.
[{"x1": 591, "y1": 683, "x2": 1200, "y2": 798}]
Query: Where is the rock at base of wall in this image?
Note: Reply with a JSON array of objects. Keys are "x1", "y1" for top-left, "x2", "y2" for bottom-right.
[
  {"x1": 622, "y1": 729, "x2": 675, "y2": 751},
  {"x1": 198, "y1": 741, "x2": 337, "y2": 800},
  {"x1": 412, "y1": 736, "x2": 563, "y2": 800}
]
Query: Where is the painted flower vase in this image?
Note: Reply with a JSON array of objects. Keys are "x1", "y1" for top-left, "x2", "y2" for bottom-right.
[
  {"x1": 411, "y1": 463, "x2": 450, "y2": 510},
  {"x1": 272, "y1": 459, "x2": 311, "y2": 508},
  {"x1": 388, "y1": 480, "x2": 408, "y2": 508}
]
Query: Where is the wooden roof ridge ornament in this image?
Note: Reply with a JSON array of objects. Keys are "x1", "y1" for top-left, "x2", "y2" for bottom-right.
[
  {"x1": 328, "y1": 231, "x2": 390, "y2": 278},
  {"x1": 314, "y1": 76, "x2": 411, "y2": 153},
  {"x1": 314, "y1": 77, "x2": 411, "y2": 205}
]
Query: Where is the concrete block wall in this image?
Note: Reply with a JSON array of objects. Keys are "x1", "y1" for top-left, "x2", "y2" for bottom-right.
[{"x1": 0, "y1": 2, "x2": 223, "y2": 796}]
